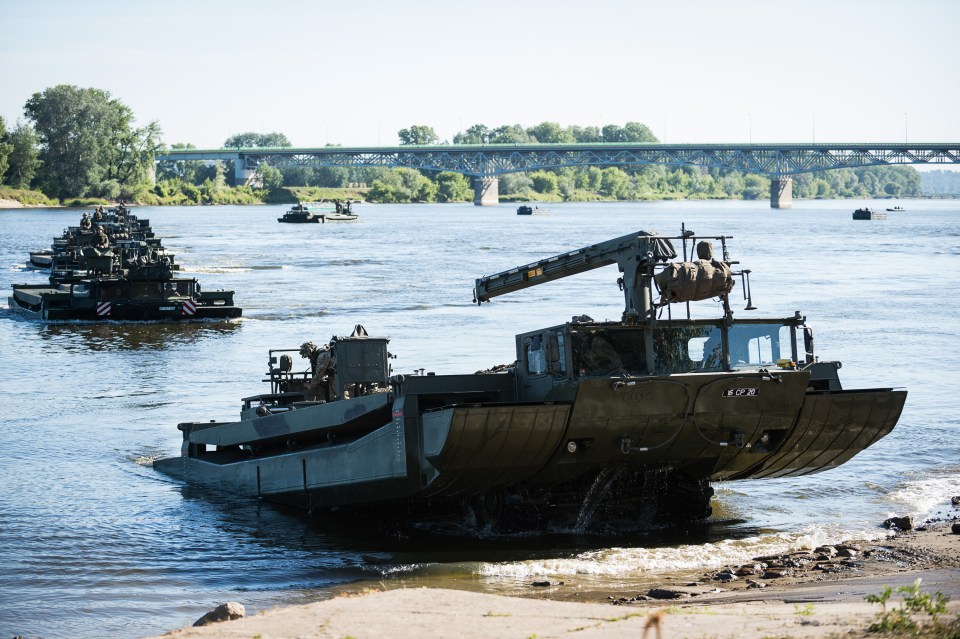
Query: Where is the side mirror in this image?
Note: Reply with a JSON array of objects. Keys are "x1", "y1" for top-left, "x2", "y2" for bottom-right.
[{"x1": 547, "y1": 334, "x2": 560, "y2": 363}]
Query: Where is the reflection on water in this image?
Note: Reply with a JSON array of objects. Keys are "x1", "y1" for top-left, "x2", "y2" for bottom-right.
[
  {"x1": 1, "y1": 200, "x2": 960, "y2": 639},
  {"x1": 36, "y1": 319, "x2": 242, "y2": 351}
]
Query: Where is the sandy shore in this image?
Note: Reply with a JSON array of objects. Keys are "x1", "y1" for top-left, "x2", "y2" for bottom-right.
[{"x1": 147, "y1": 519, "x2": 960, "y2": 639}]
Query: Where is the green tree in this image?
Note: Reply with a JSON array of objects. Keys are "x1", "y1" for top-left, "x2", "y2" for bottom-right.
[
  {"x1": 397, "y1": 125, "x2": 439, "y2": 145},
  {"x1": 434, "y1": 171, "x2": 471, "y2": 202},
  {"x1": 622, "y1": 121, "x2": 659, "y2": 142},
  {"x1": 743, "y1": 173, "x2": 770, "y2": 199},
  {"x1": 453, "y1": 124, "x2": 492, "y2": 144},
  {"x1": 571, "y1": 126, "x2": 602, "y2": 143},
  {"x1": 578, "y1": 166, "x2": 603, "y2": 190},
  {"x1": 600, "y1": 167, "x2": 631, "y2": 198},
  {"x1": 602, "y1": 124, "x2": 626, "y2": 142},
  {"x1": 313, "y1": 166, "x2": 349, "y2": 187},
  {"x1": 526, "y1": 122, "x2": 575, "y2": 144},
  {"x1": 489, "y1": 124, "x2": 532, "y2": 144},
  {"x1": 499, "y1": 172, "x2": 533, "y2": 195},
  {"x1": 103, "y1": 120, "x2": 163, "y2": 199},
  {"x1": 367, "y1": 167, "x2": 436, "y2": 202},
  {"x1": 530, "y1": 170, "x2": 559, "y2": 193},
  {"x1": 23, "y1": 84, "x2": 159, "y2": 199},
  {"x1": 223, "y1": 132, "x2": 291, "y2": 148},
  {"x1": 256, "y1": 162, "x2": 284, "y2": 189},
  {"x1": 4, "y1": 121, "x2": 41, "y2": 188},
  {"x1": 0, "y1": 116, "x2": 13, "y2": 184}
]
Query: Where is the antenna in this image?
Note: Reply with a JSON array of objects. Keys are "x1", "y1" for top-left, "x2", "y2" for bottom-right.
[{"x1": 741, "y1": 269, "x2": 757, "y2": 310}]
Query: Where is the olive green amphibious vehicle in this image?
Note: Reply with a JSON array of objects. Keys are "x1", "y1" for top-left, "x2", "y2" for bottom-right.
[{"x1": 155, "y1": 229, "x2": 906, "y2": 531}]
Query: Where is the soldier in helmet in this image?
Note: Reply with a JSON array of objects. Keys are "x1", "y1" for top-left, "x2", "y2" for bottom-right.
[
  {"x1": 94, "y1": 225, "x2": 110, "y2": 250},
  {"x1": 300, "y1": 341, "x2": 336, "y2": 401},
  {"x1": 80, "y1": 212, "x2": 92, "y2": 230}
]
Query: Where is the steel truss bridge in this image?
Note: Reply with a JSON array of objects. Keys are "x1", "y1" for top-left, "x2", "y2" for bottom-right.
[{"x1": 156, "y1": 142, "x2": 960, "y2": 207}]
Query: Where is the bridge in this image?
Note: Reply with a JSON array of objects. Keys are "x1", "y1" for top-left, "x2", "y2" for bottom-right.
[{"x1": 156, "y1": 143, "x2": 960, "y2": 208}]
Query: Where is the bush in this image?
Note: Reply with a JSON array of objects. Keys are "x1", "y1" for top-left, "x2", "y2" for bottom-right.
[
  {"x1": 866, "y1": 579, "x2": 956, "y2": 636},
  {"x1": 0, "y1": 186, "x2": 58, "y2": 206}
]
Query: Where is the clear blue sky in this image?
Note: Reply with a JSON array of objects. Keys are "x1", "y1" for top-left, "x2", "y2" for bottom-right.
[{"x1": 2, "y1": 0, "x2": 958, "y2": 149}]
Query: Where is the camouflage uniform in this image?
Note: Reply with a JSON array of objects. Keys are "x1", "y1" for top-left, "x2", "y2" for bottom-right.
[
  {"x1": 94, "y1": 226, "x2": 110, "y2": 249},
  {"x1": 300, "y1": 341, "x2": 336, "y2": 401}
]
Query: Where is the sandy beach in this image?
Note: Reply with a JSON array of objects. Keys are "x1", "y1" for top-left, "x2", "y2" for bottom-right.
[{"x1": 147, "y1": 519, "x2": 960, "y2": 639}]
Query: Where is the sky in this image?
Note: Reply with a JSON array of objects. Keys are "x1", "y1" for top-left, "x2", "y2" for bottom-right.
[{"x1": 2, "y1": 0, "x2": 959, "y2": 150}]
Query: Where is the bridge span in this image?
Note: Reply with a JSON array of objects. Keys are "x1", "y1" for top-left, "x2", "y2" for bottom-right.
[{"x1": 156, "y1": 142, "x2": 960, "y2": 208}]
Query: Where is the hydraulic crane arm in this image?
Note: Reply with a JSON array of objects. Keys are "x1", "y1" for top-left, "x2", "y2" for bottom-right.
[{"x1": 473, "y1": 230, "x2": 678, "y2": 320}]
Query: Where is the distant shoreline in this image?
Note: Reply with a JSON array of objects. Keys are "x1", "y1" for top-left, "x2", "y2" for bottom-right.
[{"x1": 3, "y1": 195, "x2": 959, "y2": 210}]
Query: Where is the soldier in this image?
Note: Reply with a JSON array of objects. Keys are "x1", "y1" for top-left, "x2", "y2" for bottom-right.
[
  {"x1": 80, "y1": 212, "x2": 92, "y2": 230},
  {"x1": 94, "y1": 225, "x2": 110, "y2": 250},
  {"x1": 92, "y1": 206, "x2": 104, "y2": 223},
  {"x1": 300, "y1": 341, "x2": 336, "y2": 401}
]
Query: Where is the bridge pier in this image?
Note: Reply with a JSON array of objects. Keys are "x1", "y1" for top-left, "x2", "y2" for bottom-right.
[
  {"x1": 770, "y1": 176, "x2": 793, "y2": 209},
  {"x1": 234, "y1": 158, "x2": 258, "y2": 187},
  {"x1": 473, "y1": 176, "x2": 499, "y2": 206}
]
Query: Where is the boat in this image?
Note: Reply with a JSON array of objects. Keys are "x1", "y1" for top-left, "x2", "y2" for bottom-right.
[
  {"x1": 323, "y1": 198, "x2": 359, "y2": 221},
  {"x1": 278, "y1": 203, "x2": 323, "y2": 223},
  {"x1": 886, "y1": 205, "x2": 905, "y2": 212},
  {"x1": 9, "y1": 244, "x2": 240, "y2": 321},
  {"x1": 853, "y1": 207, "x2": 886, "y2": 220},
  {"x1": 517, "y1": 205, "x2": 549, "y2": 215},
  {"x1": 323, "y1": 213, "x2": 359, "y2": 221},
  {"x1": 155, "y1": 228, "x2": 905, "y2": 532}
]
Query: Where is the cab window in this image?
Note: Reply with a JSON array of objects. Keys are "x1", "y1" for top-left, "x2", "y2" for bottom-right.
[{"x1": 525, "y1": 336, "x2": 547, "y2": 375}]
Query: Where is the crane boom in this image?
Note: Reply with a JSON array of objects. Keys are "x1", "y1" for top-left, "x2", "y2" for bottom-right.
[{"x1": 473, "y1": 230, "x2": 678, "y2": 320}]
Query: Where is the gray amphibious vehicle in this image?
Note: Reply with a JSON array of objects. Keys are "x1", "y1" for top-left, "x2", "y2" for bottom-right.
[{"x1": 155, "y1": 229, "x2": 906, "y2": 531}]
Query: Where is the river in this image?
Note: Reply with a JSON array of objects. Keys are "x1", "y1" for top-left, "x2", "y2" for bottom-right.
[{"x1": 1, "y1": 199, "x2": 958, "y2": 638}]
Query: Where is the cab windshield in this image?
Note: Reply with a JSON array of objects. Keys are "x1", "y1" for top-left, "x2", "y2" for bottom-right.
[
  {"x1": 653, "y1": 325, "x2": 723, "y2": 374},
  {"x1": 728, "y1": 322, "x2": 795, "y2": 369},
  {"x1": 571, "y1": 327, "x2": 646, "y2": 376}
]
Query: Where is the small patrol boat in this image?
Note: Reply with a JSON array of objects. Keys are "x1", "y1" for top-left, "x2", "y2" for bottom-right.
[
  {"x1": 853, "y1": 207, "x2": 886, "y2": 220},
  {"x1": 517, "y1": 205, "x2": 549, "y2": 215},
  {"x1": 324, "y1": 199, "x2": 359, "y2": 221},
  {"x1": 278, "y1": 203, "x2": 324, "y2": 223},
  {"x1": 155, "y1": 228, "x2": 904, "y2": 532}
]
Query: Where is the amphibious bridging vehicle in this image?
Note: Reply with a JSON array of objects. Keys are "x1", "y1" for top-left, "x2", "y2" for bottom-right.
[
  {"x1": 155, "y1": 229, "x2": 905, "y2": 531},
  {"x1": 10, "y1": 245, "x2": 240, "y2": 321}
]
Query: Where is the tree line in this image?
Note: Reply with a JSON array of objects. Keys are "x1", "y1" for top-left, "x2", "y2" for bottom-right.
[{"x1": 0, "y1": 85, "x2": 928, "y2": 205}]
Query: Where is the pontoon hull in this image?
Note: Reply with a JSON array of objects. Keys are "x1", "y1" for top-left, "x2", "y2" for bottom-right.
[{"x1": 155, "y1": 370, "x2": 905, "y2": 528}]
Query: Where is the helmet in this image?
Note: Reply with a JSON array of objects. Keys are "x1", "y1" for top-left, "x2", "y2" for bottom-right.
[{"x1": 299, "y1": 341, "x2": 317, "y2": 357}]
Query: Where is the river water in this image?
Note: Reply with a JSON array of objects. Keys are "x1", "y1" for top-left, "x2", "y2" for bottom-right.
[{"x1": 1, "y1": 199, "x2": 958, "y2": 638}]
